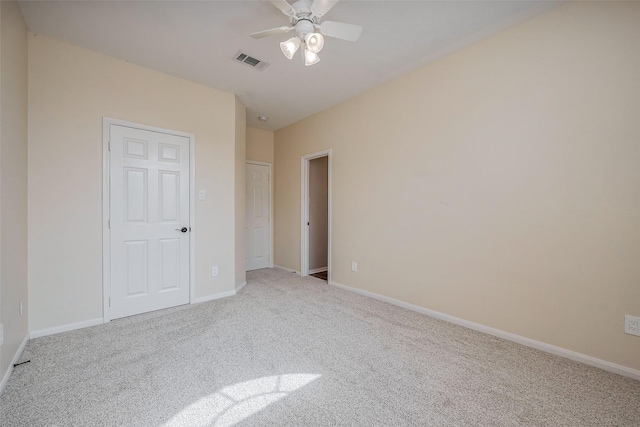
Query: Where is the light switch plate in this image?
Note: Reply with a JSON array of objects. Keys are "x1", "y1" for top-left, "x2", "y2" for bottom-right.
[{"x1": 199, "y1": 190, "x2": 206, "y2": 200}]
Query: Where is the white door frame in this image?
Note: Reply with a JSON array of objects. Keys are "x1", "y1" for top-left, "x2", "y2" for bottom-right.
[
  {"x1": 246, "y1": 160, "x2": 274, "y2": 269},
  {"x1": 102, "y1": 117, "x2": 196, "y2": 322},
  {"x1": 300, "y1": 149, "x2": 332, "y2": 280}
]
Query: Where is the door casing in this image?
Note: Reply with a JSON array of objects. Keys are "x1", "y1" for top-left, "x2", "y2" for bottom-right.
[
  {"x1": 102, "y1": 117, "x2": 196, "y2": 322},
  {"x1": 300, "y1": 149, "x2": 332, "y2": 281}
]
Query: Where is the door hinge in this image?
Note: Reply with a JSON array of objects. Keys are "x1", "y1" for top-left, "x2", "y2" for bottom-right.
[
  {"x1": 108, "y1": 219, "x2": 111, "y2": 229},
  {"x1": 108, "y1": 141, "x2": 111, "y2": 151},
  {"x1": 109, "y1": 297, "x2": 111, "y2": 307}
]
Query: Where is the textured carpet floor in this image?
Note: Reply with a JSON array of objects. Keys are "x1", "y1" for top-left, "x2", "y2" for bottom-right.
[{"x1": 1, "y1": 268, "x2": 639, "y2": 426}]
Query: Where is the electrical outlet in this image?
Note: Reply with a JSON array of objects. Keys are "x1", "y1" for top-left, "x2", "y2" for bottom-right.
[
  {"x1": 351, "y1": 262, "x2": 357, "y2": 272},
  {"x1": 625, "y1": 315, "x2": 640, "y2": 336},
  {"x1": 212, "y1": 266, "x2": 219, "y2": 277},
  {"x1": 19, "y1": 300, "x2": 24, "y2": 316}
]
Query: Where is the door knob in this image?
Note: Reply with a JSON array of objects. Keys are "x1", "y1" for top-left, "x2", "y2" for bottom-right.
[{"x1": 175, "y1": 227, "x2": 188, "y2": 233}]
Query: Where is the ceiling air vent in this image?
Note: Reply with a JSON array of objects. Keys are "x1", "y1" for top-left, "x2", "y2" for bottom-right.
[{"x1": 234, "y1": 51, "x2": 269, "y2": 71}]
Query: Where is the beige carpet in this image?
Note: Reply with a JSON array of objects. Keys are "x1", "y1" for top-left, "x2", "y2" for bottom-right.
[{"x1": 1, "y1": 268, "x2": 639, "y2": 426}]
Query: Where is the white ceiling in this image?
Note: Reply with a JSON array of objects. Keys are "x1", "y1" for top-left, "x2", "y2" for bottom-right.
[{"x1": 18, "y1": 1, "x2": 558, "y2": 131}]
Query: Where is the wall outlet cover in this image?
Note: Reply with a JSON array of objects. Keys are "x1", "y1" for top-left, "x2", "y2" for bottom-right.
[{"x1": 625, "y1": 315, "x2": 640, "y2": 336}]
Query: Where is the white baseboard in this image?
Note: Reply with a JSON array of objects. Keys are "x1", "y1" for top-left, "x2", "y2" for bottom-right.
[
  {"x1": 236, "y1": 281, "x2": 247, "y2": 293},
  {"x1": 192, "y1": 290, "x2": 236, "y2": 304},
  {"x1": 30, "y1": 317, "x2": 104, "y2": 339},
  {"x1": 274, "y1": 265, "x2": 299, "y2": 275},
  {"x1": 0, "y1": 334, "x2": 29, "y2": 395},
  {"x1": 308, "y1": 267, "x2": 328, "y2": 274},
  {"x1": 329, "y1": 280, "x2": 640, "y2": 382},
  {"x1": 29, "y1": 290, "x2": 241, "y2": 342}
]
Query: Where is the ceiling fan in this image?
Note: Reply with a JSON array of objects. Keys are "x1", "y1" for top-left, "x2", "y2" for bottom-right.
[{"x1": 250, "y1": 0, "x2": 363, "y2": 66}]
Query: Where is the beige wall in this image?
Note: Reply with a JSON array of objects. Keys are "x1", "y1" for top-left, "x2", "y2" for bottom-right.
[
  {"x1": 246, "y1": 127, "x2": 274, "y2": 164},
  {"x1": 308, "y1": 156, "x2": 328, "y2": 271},
  {"x1": 275, "y1": 2, "x2": 640, "y2": 371},
  {"x1": 28, "y1": 34, "x2": 241, "y2": 332},
  {"x1": 0, "y1": 1, "x2": 29, "y2": 381},
  {"x1": 235, "y1": 97, "x2": 247, "y2": 287}
]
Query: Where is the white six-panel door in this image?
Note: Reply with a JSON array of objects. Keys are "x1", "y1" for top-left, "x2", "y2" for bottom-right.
[
  {"x1": 109, "y1": 124, "x2": 190, "y2": 319},
  {"x1": 245, "y1": 163, "x2": 271, "y2": 271}
]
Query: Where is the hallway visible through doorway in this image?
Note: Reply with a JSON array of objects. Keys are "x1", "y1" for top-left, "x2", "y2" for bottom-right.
[
  {"x1": 310, "y1": 270, "x2": 327, "y2": 281},
  {"x1": 301, "y1": 150, "x2": 331, "y2": 282},
  {"x1": 307, "y1": 156, "x2": 328, "y2": 280}
]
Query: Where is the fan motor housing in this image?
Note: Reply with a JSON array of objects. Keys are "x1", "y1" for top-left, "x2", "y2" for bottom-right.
[
  {"x1": 294, "y1": 19, "x2": 315, "y2": 38},
  {"x1": 291, "y1": 0, "x2": 313, "y2": 16}
]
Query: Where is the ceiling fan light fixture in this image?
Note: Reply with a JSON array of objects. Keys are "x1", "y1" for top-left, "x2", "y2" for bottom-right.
[
  {"x1": 253, "y1": 0, "x2": 363, "y2": 68},
  {"x1": 280, "y1": 36, "x2": 300, "y2": 60},
  {"x1": 304, "y1": 32, "x2": 324, "y2": 54},
  {"x1": 304, "y1": 48, "x2": 320, "y2": 66}
]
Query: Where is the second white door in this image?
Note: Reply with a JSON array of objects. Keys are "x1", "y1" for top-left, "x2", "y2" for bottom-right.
[
  {"x1": 109, "y1": 124, "x2": 190, "y2": 319},
  {"x1": 246, "y1": 163, "x2": 271, "y2": 271}
]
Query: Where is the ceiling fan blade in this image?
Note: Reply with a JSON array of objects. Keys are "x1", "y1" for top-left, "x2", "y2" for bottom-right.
[
  {"x1": 320, "y1": 21, "x2": 363, "y2": 42},
  {"x1": 269, "y1": 0, "x2": 297, "y2": 17},
  {"x1": 250, "y1": 26, "x2": 294, "y2": 39},
  {"x1": 311, "y1": 0, "x2": 340, "y2": 18}
]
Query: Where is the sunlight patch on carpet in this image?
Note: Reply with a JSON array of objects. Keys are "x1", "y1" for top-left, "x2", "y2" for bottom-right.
[{"x1": 163, "y1": 373, "x2": 321, "y2": 427}]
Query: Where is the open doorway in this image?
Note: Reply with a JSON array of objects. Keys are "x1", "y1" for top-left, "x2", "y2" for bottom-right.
[{"x1": 301, "y1": 150, "x2": 331, "y2": 282}]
